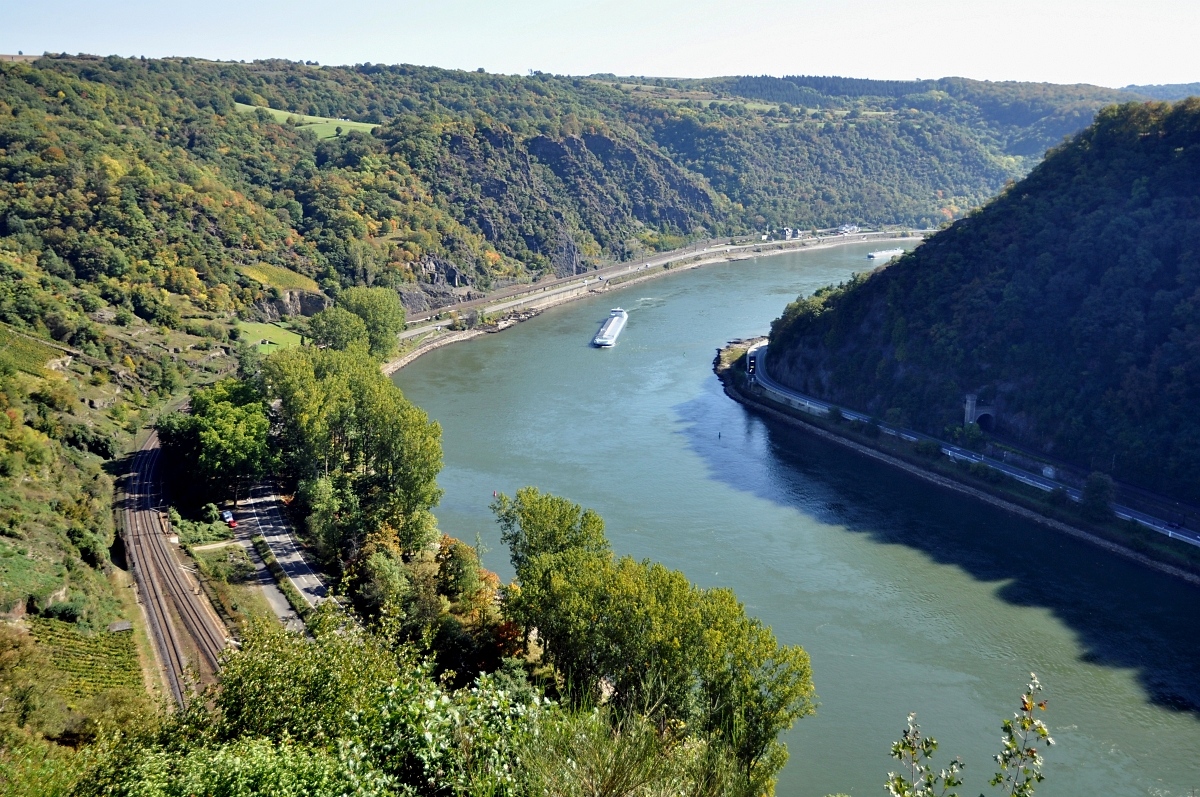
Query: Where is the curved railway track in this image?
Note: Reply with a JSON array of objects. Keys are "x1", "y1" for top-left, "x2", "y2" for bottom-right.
[{"x1": 124, "y1": 431, "x2": 227, "y2": 705}]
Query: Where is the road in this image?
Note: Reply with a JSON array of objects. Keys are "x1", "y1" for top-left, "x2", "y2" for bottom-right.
[
  {"x1": 241, "y1": 483, "x2": 328, "y2": 608},
  {"x1": 749, "y1": 343, "x2": 1200, "y2": 549},
  {"x1": 400, "y1": 230, "x2": 932, "y2": 341},
  {"x1": 123, "y1": 432, "x2": 229, "y2": 705}
]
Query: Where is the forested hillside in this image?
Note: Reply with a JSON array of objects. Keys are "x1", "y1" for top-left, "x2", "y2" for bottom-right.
[
  {"x1": 625, "y1": 74, "x2": 1139, "y2": 227},
  {"x1": 1125, "y1": 83, "x2": 1200, "y2": 101},
  {"x1": 768, "y1": 99, "x2": 1200, "y2": 502},
  {"x1": 1, "y1": 55, "x2": 1146, "y2": 323}
]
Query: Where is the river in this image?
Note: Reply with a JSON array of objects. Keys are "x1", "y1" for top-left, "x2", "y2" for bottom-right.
[{"x1": 393, "y1": 242, "x2": 1200, "y2": 796}]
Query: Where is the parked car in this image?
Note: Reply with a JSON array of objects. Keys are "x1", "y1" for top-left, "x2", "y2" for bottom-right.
[{"x1": 221, "y1": 510, "x2": 237, "y2": 528}]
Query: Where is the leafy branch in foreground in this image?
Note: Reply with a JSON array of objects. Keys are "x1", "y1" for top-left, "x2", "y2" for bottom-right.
[
  {"x1": 885, "y1": 713, "x2": 964, "y2": 797},
  {"x1": 990, "y1": 674, "x2": 1054, "y2": 797},
  {"x1": 884, "y1": 675, "x2": 1051, "y2": 797}
]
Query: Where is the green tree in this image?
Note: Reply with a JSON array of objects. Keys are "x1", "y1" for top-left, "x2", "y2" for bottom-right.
[
  {"x1": 212, "y1": 611, "x2": 401, "y2": 746},
  {"x1": 884, "y1": 675, "x2": 1052, "y2": 797},
  {"x1": 699, "y1": 587, "x2": 816, "y2": 778},
  {"x1": 491, "y1": 486, "x2": 609, "y2": 579},
  {"x1": 307, "y1": 306, "x2": 369, "y2": 352},
  {"x1": 157, "y1": 379, "x2": 271, "y2": 504},
  {"x1": 263, "y1": 346, "x2": 443, "y2": 559},
  {"x1": 885, "y1": 713, "x2": 964, "y2": 797},
  {"x1": 496, "y1": 489, "x2": 815, "y2": 785},
  {"x1": 336, "y1": 287, "x2": 406, "y2": 360},
  {"x1": 1081, "y1": 471, "x2": 1115, "y2": 521},
  {"x1": 196, "y1": 400, "x2": 270, "y2": 505},
  {"x1": 355, "y1": 550, "x2": 411, "y2": 618}
]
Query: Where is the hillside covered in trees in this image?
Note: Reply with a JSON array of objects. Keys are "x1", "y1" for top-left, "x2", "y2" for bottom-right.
[
  {"x1": 768, "y1": 99, "x2": 1200, "y2": 503},
  {"x1": 1, "y1": 55, "x2": 1147, "y2": 324}
]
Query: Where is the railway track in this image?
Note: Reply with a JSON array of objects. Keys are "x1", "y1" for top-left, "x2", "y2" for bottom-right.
[{"x1": 123, "y1": 431, "x2": 227, "y2": 705}]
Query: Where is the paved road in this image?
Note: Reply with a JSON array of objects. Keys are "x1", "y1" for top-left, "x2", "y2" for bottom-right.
[
  {"x1": 241, "y1": 484, "x2": 328, "y2": 608},
  {"x1": 401, "y1": 231, "x2": 932, "y2": 341},
  {"x1": 750, "y1": 343, "x2": 1200, "y2": 549}
]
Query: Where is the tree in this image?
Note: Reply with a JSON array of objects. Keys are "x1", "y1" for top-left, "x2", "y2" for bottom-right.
[
  {"x1": 698, "y1": 587, "x2": 816, "y2": 778},
  {"x1": 263, "y1": 346, "x2": 443, "y2": 560},
  {"x1": 157, "y1": 378, "x2": 271, "y2": 504},
  {"x1": 1081, "y1": 471, "x2": 1116, "y2": 521},
  {"x1": 337, "y1": 286, "x2": 406, "y2": 361},
  {"x1": 885, "y1": 713, "x2": 964, "y2": 797},
  {"x1": 307, "y1": 306, "x2": 369, "y2": 352},
  {"x1": 496, "y1": 488, "x2": 815, "y2": 785},
  {"x1": 491, "y1": 486, "x2": 609, "y2": 579},
  {"x1": 354, "y1": 550, "x2": 411, "y2": 618},
  {"x1": 213, "y1": 611, "x2": 402, "y2": 746},
  {"x1": 197, "y1": 400, "x2": 270, "y2": 505}
]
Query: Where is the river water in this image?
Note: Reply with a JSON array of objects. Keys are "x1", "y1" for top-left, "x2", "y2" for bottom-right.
[{"x1": 393, "y1": 242, "x2": 1200, "y2": 797}]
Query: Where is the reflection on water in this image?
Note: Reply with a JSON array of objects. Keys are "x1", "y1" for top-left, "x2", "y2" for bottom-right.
[{"x1": 395, "y1": 244, "x2": 1200, "y2": 796}]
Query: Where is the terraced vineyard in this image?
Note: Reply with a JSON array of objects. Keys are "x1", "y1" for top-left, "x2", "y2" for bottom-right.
[
  {"x1": 238, "y1": 262, "x2": 321, "y2": 293},
  {"x1": 28, "y1": 617, "x2": 142, "y2": 700},
  {"x1": 0, "y1": 323, "x2": 59, "y2": 376}
]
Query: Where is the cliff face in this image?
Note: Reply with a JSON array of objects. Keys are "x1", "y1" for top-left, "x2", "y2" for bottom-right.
[
  {"x1": 768, "y1": 100, "x2": 1200, "y2": 501},
  {"x1": 386, "y1": 118, "x2": 721, "y2": 273}
]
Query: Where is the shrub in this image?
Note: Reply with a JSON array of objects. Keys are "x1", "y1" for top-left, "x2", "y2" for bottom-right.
[
  {"x1": 1081, "y1": 471, "x2": 1116, "y2": 521},
  {"x1": 914, "y1": 439, "x2": 942, "y2": 458}
]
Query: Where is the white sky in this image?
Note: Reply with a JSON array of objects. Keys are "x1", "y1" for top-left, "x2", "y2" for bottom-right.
[{"x1": 1, "y1": 0, "x2": 1195, "y2": 88}]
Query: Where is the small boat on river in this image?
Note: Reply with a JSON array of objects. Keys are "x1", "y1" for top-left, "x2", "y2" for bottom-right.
[
  {"x1": 868, "y1": 248, "x2": 905, "y2": 260},
  {"x1": 592, "y1": 308, "x2": 628, "y2": 347}
]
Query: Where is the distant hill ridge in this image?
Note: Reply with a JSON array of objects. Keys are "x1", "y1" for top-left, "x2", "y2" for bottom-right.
[
  {"x1": 767, "y1": 98, "x2": 1200, "y2": 502},
  {"x1": 1124, "y1": 82, "x2": 1200, "y2": 101},
  {"x1": 0, "y1": 54, "x2": 1172, "y2": 330}
]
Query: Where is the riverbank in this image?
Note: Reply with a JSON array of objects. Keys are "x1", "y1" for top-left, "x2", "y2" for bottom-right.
[
  {"x1": 714, "y1": 342, "x2": 1200, "y2": 588},
  {"x1": 384, "y1": 233, "x2": 927, "y2": 374}
]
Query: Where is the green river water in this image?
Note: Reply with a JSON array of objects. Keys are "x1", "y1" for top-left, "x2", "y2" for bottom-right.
[{"x1": 393, "y1": 242, "x2": 1200, "y2": 796}]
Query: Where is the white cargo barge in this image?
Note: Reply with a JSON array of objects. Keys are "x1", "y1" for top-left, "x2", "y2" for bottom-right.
[
  {"x1": 868, "y1": 248, "x2": 905, "y2": 260},
  {"x1": 592, "y1": 308, "x2": 628, "y2": 347}
]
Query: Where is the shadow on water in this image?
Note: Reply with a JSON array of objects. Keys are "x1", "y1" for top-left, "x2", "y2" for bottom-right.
[{"x1": 676, "y1": 382, "x2": 1200, "y2": 716}]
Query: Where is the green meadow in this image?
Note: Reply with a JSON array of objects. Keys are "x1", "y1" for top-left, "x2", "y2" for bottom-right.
[
  {"x1": 234, "y1": 102, "x2": 379, "y2": 139},
  {"x1": 236, "y1": 321, "x2": 303, "y2": 353}
]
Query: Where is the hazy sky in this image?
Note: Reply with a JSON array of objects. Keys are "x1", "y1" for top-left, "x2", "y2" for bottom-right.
[{"x1": 2, "y1": 0, "x2": 1195, "y2": 87}]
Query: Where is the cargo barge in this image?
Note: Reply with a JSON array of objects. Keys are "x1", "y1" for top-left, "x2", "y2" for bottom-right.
[{"x1": 592, "y1": 308, "x2": 628, "y2": 347}]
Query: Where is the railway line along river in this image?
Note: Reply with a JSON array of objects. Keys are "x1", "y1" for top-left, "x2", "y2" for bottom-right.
[{"x1": 393, "y1": 242, "x2": 1200, "y2": 797}]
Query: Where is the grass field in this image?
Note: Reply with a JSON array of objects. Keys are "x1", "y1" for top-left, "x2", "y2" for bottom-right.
[
  {"x1": 234, "y1": 102, "x2": 379, "y2": 139},
  {"x1": 0, "y1": 537, "x2": 66, "y2": 615},
  {"x1": 194, "y1": 543, "x2": 275, "y2": 627},
  {"x1": 28, "y1": 617, "x2": 142, "y2": 701},
  {"x1": 236, "y1": 321, "x2": 303, "y2": 353},
  {"x1": 238, "y1": 263, "x2": 320, "y2": 293},
  {"x1": 0, "y1": 324, "x2": 58, "y2": 375}
]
